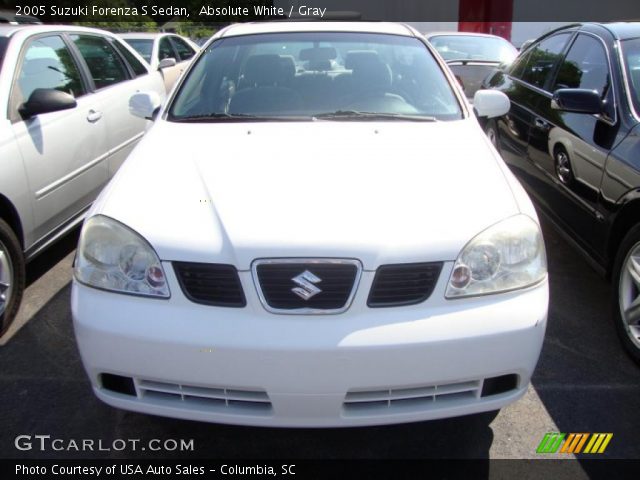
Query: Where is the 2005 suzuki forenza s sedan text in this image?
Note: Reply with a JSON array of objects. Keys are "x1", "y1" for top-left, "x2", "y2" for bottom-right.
[{"x1": 72, "y1": 22, "x2": 549, "y2": 427}]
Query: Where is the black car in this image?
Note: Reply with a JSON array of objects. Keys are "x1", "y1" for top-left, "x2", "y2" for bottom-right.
[{"x1": 483, "y1": 22, "x2": 640, "y2": 364}]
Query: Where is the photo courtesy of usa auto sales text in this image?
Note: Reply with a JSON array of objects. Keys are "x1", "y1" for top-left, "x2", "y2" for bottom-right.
[{"x1": 15, "y1": 464, "x2": 295, "y2": 476}]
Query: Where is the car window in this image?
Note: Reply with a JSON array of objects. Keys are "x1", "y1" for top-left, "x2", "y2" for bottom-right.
[
  {"x1": 170, "y1": 36, "x2": 196, "y2": 62},
  {"x1": 123, "y1": 38, "x2": 153, "y2": 63},
  {"x1": 70, "y1": 34, "x2": 130, "y2": 89},
  {"x1": 111, "y1": 38, "x2": 148, "y2": 77},
  {"x1": 158, "y1": 37, "x2": 175, "y2": 60},
  {"x1": 621, "y1": 38, "x2": 640, "y2": 117},
  {"x1": 429, "y1": 35, "x2": 518, "y2": 64},
  {"x1": 169, "y1": 32, "x2": 463, "y2": 121},
  {"x1": 11, "y1": 35, "x2": 85, "y2": 115},
  {"x1": 510, "y1": 33, "x2": 572, "y2": 90},
  {"x1": 553, "y1": 34, "x2": 610, "y2": 96}
]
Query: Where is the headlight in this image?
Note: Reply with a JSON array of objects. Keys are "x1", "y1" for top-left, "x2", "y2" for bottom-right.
[
  {"x1": 446, "y1": 215, "x2": 546, "y2": 298},
  {"x1": 74, "y1": 215, "x2": 170, "y2": 298}
]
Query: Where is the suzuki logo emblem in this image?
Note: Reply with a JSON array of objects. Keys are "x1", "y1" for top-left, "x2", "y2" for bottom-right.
[{"x1": 291, "y1": 270, "x2": 322, "y2": 300}]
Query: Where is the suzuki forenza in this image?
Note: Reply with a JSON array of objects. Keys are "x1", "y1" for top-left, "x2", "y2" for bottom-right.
[{"x1": 72, "y1": 22, "x2": 549, "y2": 427}]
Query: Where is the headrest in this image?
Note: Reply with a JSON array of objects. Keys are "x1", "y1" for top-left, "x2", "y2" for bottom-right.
[
  {"x1": 279, "y1": 55, "x2": 296, "y2": 79},
  {"x1": 299, "y1": 47, "x2": 337, "y2": 62},
  {"x1": 243, "y1": 54, "x2": 292, "y2": 86}
]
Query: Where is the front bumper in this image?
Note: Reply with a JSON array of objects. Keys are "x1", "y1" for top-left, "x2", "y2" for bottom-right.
[{"x1": 72, "y1": 265, "x2": 548, "y2": 427}]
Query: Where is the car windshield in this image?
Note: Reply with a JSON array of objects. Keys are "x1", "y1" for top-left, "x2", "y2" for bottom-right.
[
  {"x1": 124, "y1": 38, "x2": 153, "y2": 63},
  {"x1": 168, "y1": 32, "x2": 463, "y2": 121},
  {"x1": 429, "y1": 35, "x2": 518, "y2": 64},
  {"x1": 622, "y1": 38, "x2": 640, "y2": 117},
  {"x1": 0, "y1": 36, "x2": 7, "y2": 74}
]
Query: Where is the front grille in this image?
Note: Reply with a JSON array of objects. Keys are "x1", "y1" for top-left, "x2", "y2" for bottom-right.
[
  {"x1": 368, "y1": 262, "x2": 443, "y2": 307},
  {"x1": 343, "y1": 380, "x2": 481, "y2": 416},
  {"x1": 173, "y1": 262, "x2": 245, "y2": 307},
  {"x1": 136, "y1": 379, "x2": 272, "y2": 416},
  {"x1": 254, "y1": 260, "x2": 361, "y2": 313}
]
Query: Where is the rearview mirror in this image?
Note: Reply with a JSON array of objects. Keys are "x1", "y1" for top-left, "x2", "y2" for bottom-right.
[
  {"x1": 551, "y1": 89, "x2": 603, "y2": 114},
  {"x1": 129, "y1": 92, "x2": 162, "y2": 120},
  {"x1": 158, "y1": 58, "x2": 177, "y2": 70},
  {"x1": 19, "y1": 88, "x2": 77, "y2": 118},
  {"x1": 473, "y1": 90, "x2": 510, "y2": 118}
]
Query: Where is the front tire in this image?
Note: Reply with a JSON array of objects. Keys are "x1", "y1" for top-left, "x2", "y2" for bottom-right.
[
  {"x1": 0, "y1": 218, "x2": 25, "y2": 336},
  {"x1": 612, "y1": 224, "x2": 640, "y2": 365},
  {"x1": 554, "y1": 147, "x2": 575, "y2": 186},
  {"x1": 484, "y1": 119, "x2": 499, "y2": 149}
]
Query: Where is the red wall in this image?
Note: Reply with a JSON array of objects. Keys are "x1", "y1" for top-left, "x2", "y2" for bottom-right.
[{"x1": 458, "y1": 0, "x2": 513, "y2": 41}]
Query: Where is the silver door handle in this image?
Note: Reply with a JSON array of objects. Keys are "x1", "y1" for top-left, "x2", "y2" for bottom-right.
[
  {"x1": 87, "y1": 110, "x2": 102, "y2": 123},
  {"x1": 534, "y1": 118, "x2": 549, "y2": 130}
]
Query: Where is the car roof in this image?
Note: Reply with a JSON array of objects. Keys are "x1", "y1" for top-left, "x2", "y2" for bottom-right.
[
  {"x1": 219, "y1": 21, "x2": 416, "y2": 38},
  {"x1": 598, "y1": 22, "x2": 640, "y2": 40},
  {"x1": 118, "y1": 33, "x2": 167, "y2": 40},
  {"x1": 425, "y1": 31, "x2": 506, "y2": 40},
  {"x1": 0, "y1": 24, "x2": 119, "y2": 38}
]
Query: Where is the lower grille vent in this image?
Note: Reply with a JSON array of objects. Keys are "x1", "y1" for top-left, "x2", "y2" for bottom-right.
[
  {"x1": 137, "y1": 379, "x2": 272, "y2": 415},
  {"x1": 343, "y1": 380, "x2": 481, "y2": 416}
]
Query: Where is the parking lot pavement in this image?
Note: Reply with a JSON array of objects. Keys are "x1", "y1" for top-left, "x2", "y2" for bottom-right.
[{"x1": 0, "y1": 218, "x2": 639, "y2": 463}]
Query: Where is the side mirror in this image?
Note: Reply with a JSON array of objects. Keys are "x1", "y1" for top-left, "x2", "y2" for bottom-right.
[
  {"x1": 551, "y1": 88, "x2": 602, "y2": 114},
  {"x1": 473, "y1": 90, "x2": 510, "y2": 118},
  {"x1": 158, "y1": 57, "x2": 177, "y2": 70},
  {"x1": 19, "y1": 88, "x2": 77, "y2": 118},
  {"x1": 129, "y1": 91, "x2": 162, "y2": 120}
]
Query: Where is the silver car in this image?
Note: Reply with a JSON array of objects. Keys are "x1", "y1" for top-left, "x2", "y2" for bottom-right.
[{"x1": 0, "y1": 25, "x2": 165, "y2": 335}]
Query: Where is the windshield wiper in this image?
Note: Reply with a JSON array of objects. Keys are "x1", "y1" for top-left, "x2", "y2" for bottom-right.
[
  {"x1": 313, "y1": 111, "x2": 438, "y2": 122},
  {"x1": 170, "y1": 112, "x2": 309, "y2": 122}
]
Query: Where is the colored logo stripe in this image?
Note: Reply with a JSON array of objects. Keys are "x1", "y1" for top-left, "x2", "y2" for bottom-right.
[
  {"x1": 536, "y1": 433, "x2": 565, "y2": 453},
  {"x1": 583, "y1": 433, "x2": 613, "y2": 454},
  {"x1": 560, "y1": 433, "x2": 589, "y2": 453},
  {"x1": 537, "y1": 433, "x2": 613, "y2": 454}
]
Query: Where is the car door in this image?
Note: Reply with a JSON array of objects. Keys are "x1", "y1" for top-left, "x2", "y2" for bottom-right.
[
  {"x1": 169, "y1": 35, "x2": 197, "y2": 77},
  {"x1": 527, "y1": 32, "x2": 617, "y2": 256},
  {"x1": 157, "y1": 35, "x2": 181, "y2": 92},
  {"x1": 495, "y1": 32, "x2": 573, "y2": 189},
  {"x1": 68, "y1": 33, "x2": 157, "y2": 178},
  {"x1": 9, "y1": 33, "x2": 108, "y2": 244}
]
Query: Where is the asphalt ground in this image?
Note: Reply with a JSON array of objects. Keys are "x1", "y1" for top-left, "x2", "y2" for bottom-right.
[{"x1": 1, "y1": 218, "x2": 639, "y2": 469}]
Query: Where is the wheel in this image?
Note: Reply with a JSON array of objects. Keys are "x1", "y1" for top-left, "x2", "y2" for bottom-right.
[
  {"x1": 0, "y1": 218, "x2": 25, "y2": 336},
  {"x1": 484, "y1": 119, "x2": 499, "y2": 149},
  {"x1": 612, "y1": 224, "x2": 640, "y2": 365},
  {"x1": 554, "y1": 147, "x2": 574, "y2": 186}
]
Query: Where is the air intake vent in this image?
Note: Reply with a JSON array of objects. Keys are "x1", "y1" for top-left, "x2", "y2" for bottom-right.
[
  {"x1": 253, "y1": 259, "x2": 361, "y2": 313},
  {"x1": 368, "y1": 262, "x2": 443, "y2": 307},
  {"x1": 343, "y1": 380, "x2": 481, "y2": 416},
  {"x1": 137, "y1": 379, "x2": 272, "y2": 415},
  {"x1": 173, "y1": 262, "x2": 246, "y2": 307}
]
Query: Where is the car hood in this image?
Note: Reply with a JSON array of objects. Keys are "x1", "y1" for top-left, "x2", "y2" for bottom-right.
[{"x1": 95, "y1": 119, "x2": 520, "y2": 270}]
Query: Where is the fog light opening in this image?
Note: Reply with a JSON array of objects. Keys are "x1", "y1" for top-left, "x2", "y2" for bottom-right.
[
  {"x1": 100, "y1": 373, "x2": 136, "y2": 396},
  {"x1": 481, "y1": 374, "x2": 518, "y2": 397}
]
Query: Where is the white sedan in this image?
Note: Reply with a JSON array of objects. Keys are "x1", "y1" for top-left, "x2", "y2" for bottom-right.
[
  {"x1": 119, "y1": 33, "x2": 199, "y2": 92},
  {"x1": 72, "y1": 22, "x2": 548, "y2": 427},
  {"x1": 0, "y1": 24, "x2": 165, "y2": 336}
]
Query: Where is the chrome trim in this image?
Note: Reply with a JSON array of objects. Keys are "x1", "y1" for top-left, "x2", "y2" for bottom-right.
[
  {"x1": 616, "y1": 39, "x2": 640, "y2": 123},
  {"x1": 251, "y1": 258, "x2": 362, "y2": 315},
  {"x1": 35, "y1": 132, "x2": 144, "y2": 199}
]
